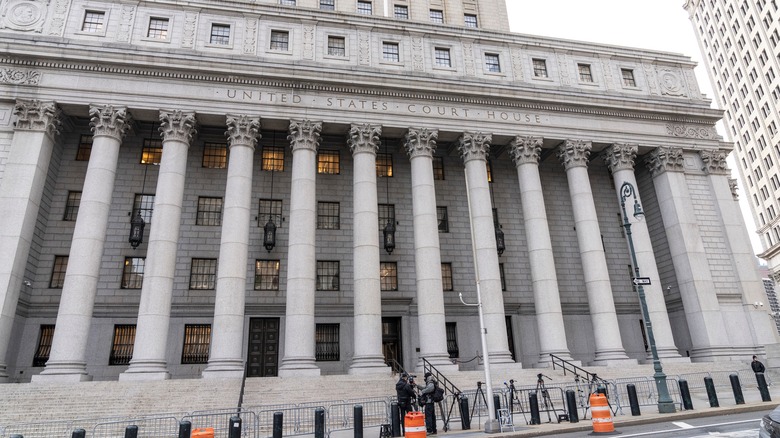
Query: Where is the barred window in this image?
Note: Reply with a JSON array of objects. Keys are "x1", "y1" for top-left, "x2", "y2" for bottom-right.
[
  {"x1": 446, "y1": 322, "x2": 459, "y2": 358},
  {"x1": 441, "y1": 263, "x2": 453, "y2": 291},
  {"x1": 76, "y1": 134, "x2": 92, "y2": 161},
  {"x1": 357, "y1": 1, "x2": 373, "y2": 14},
  {"x1": 210, "y1": 23, "x2": 230, "y2": 45},
  {"x1": 320, "y1": 0, "x2": 335, "y2": 10},
  {"x1": 317, "y1": 261, "x2": 340, "y2": 291},
  {"x1": 437, "y1": 206, "x2": 449, "y2": 233},
  {"x1": 270, "y1": 30, "x2": 289, "y2": 51},
  {"x1": 189, "y1": 258, "x2": 217, "y2": 290},
  {"x1": 376, "y1": 153, "x2": 393, "y2": 177},
  {"x1": 394, "y1": 5, "x2": 408, "y2": 19},
  {"x1": 621, "y1": 68, "x2": 636, "y2": 87},
  {"x1": 33, "y1": 325, "x2": 55, "y2": 367},
  {"x1": 64, "y1": 191, "x2": 81, "y2": 221},
  {"x1": 328, "y1": 36, "x2": 346, "y2": 56},
  {"x1": 181, "y1": 324, "x2": 211, "y2": 364},
  {"x1": 578, "y1": 63, "x2": 593, "y2": 82},
  {"x1": 532, "y1": 58, "x2": 548, "y2": 78},
  {"x1": 82, "y1": 10, "x2": 105, "y2": 32},
  {"x1": 203, "y1": 142, "x2": 227, "y2": 168},
  {"x1": 380, "y1": 262, "x2": 398, "y2": 291},
  {"x1": 433, "y1": 156, "x2": 445, "y2": 180},
  {"x1": 255, "y1": 260, "x2": 280, "y2": 290},
  {"x1": 485, "y1": 54, "x2": 501, "y2": 73},
  {"x1": 147, "y1": 17, "x2": 169, "y2": 39},
  {"x1": 378, "y1": 204, "x2": 395, "y2": 231},
  {"x1": 197, "y1": 197, "x2": 223, "y2": 226},
  {"x1": 429, "y1": 9, "x2": 444, "y2": 23},
  {"x1": 262, "y1": 145, "x2": 285, "y2": 171},
  {"x1": 383, "y1": 42, "x2": 400, "y2": 62},
  {"x1": 109, "y1": 324, "x2": 135, "y2": 366},
  {"x1": 464, "y1": 14, "x2": 478, "y2": 28},
  {"x1": 499, "y1": 263, "x2": 506, "y2": 291},
  {"x1": 435, "y1": 48, "x2": 451, "y2": 67},
  {"x1": 141, "y1": 138, "x2": 162, "y2": 164},
  {"x1": 318, "y1": 202, "x2": 340, "y2": 230},
  {"x1": 318, "y1": 150, "x2": 341, "y2": 174},
  {"x1": 50, "y1": 256, "x2": 68, "y2": 288},
  {"x1": 258, "y1": 199, "x2": 283, "y2": 228},
  {"x1": 121, "y1": 257, "x2": 146, "y2": 289},
  {"x1": 316, "y1": 323, "x2": 340, "y2": 361},
  {"x1": 133, "y1": 194, "x2": 155, "y2": 224}
]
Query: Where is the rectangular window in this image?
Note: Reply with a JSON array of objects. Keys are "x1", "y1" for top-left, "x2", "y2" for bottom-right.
[
  {"x1": 181, "y1": 324, "x2": 211, "y2": 364},
  {"x1": 147, "y1": 17, "x2": 169, "y2": 39},
  {"x1": 432, "y1": 156, "x2": 445, "y2": 180},
  {"x1": 141, "y1": 138, "x2": 163, "y2": 164},
  {"x1": 254, "y1": 260, "x2": 280, "y2": 290},
  {"x1": 485, "y1": 53, "x2": 501, "y2": 73},
  {"x1": 357, "y1": 1, "x2": 373, "y2": 14},
  {"x1": 327, "y1": 36, "x2": 346, "y2": 56},
  {"x1": 380, "y1": 262, "x2": 398, "y2": 291},
  {"x1": 133, "y1": 194, "x2": 155, "y2": 224},
  {"x1": 270, "y1": 30, "x2": 289, "y2": 51},
  {"x1": 441, "y1": 263, "x2": 453, "y2": 291},
  {"x1": 621, "y1": 68, "x2": 636, "y2": 87},
  {"x1": 486, "y1": 160, "x2": 493, "y2": 183},
  {"x1": 435, "y1": 48, "x2": 451, "y2": 67},
  {"x1": 383, "y1": 42, "x2": 400, "y2": 62},
  {"x1": 320, "y1": 0, "x2": 335, "y2": 10},
  {"x1": 82, "y1": 10, "x2": 105, "y2": 32},
  {"x1": 437, "y1": 206, "x2": 449, "y2": 233},
  {"x1": 394, "y1": 5, "x2": 408, "y2": 19},
  {"x1": 316, "y1": 324, "x2": 340, "y2": 361},
  {"x1": 109, "y1": 324, "x2": 135, "y2": 366},
  {"x1": 76, "y1": 134, "x2": 92, "y2": 161},
  {"x1": 464, "y1": 14, "x2": 478, "y2": 28},
  {"x1": 446, "y1": 322, "x2": 459, "y2": 358},
  {"x1": 258, "y1": 199, "x2": 282, "y2": 228},
  {"x1": 202, "y1": 142, "x2": 227, "y2": 168},
  {"x1": 262, "y1": 145, "x2": 285, "y2": 171},
  {"x1": 578, "y1": 63, "x2": 593, "y2": 82},
  {"x1": 280, "y1": 0, "x2": 296, "y2": 4},
  {"x1": 430, "y1": 9, "x2": 444, "y2": 23},
  {"x1": 317, "y1": 261, "x2": 340, "y2": 291},
  {"x1": 532, "y1": 58, "x2": 548, "y2": 77},
  {"x1": 196, "y1": 197, "x2": 223, "y2": 226},
  {"x1": 376, "y1": 153, "x2": 393, "y2": 177},
  {"x1": 317, "y1": 202, "x2": 340, "y2": 230},
  {"x1": 33, "y1": 325, "x2": 55, "y2": 367},
  {"x1": 189, "y1": 258, "x2": 217, "y2": 290},
  {"x1": 499, "y1": 263, "x2": 506, "y2": 291},
  {"x1": 378, "y1": 204, "x2": 395, "y2": 230},
  {"x1": 121, "y1": 257, "x2": 146, "y2": 289},
  {"x1": 210, "y1": 24, "x2": 230, "y2": 45},
  {"x1": 50, "y1": 256, "x2": 68, "y2": 288},
  {"x1": 63, "y1": 191, "x2": 81, "y2": 221},
  {"x1": 318, "y1": 150, "x2": 341, "y2": 174}
]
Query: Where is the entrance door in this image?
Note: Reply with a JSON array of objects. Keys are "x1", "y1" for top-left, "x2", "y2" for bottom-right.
[
  {"x1": 506, "y1": 315, "x2": 516, "y2": 362},
  {"x1": 382, "y1": 317, "x2": 402, "y2": 370},
  {"x1": 247, "y1": 318, "x2": 280, "y2": 377}
]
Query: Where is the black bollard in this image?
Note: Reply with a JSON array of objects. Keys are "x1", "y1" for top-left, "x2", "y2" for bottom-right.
[
  {"x1": 178, "y1": 420, "x2": 191, "y2": 438},
  {"x1": 678, "y1": 379, "x2": 694, "y2": 410},
  {"x1": 493, "y1": 394, "x2": 501, "y2": 421},
  {"x1": 72, "y1": 429, "x2": 86, "y2": 438},
  {"x1": 9, "y1": 435, "x2": 23, "y2": 438},
  {"x1": 273, "y1": 411, "x2": 284, "y2": 438},
  {"x1": 124, "y1": 425, "x2": 139, "y2": 438},
  {"x1": 459, "y1": 396, "x2": 471, "y2": 430},
  {"x1": 229, "y1": 416, "x2": 242, "y2": 438},
  {"x1": 354, "y1": 404, "x2": 364, "y2": 438},
  {"x1": 626, "y1": 384, "x2": 641, "y2": 416},
  {"x1": 314, "y1": 407, "x2": 326, "y2": 438},
  {"x1": 390, "y1": 402, "x2": 401, "y2": 437},
  {"x1": 529, "y1": 392, "x2": 541, "y2": 425},
  {"x1": 704, "y1": 376, "x2": 719, "y2": 407},
  {"x1": 729, "y1": 374, "x2": 744, "y2": 405},
  {"x1": 565, "y1": 390, "x2": 578, "y2": 423},
  {"x1": 757, "y1": 373, "x2": 772, "y2": 402}
]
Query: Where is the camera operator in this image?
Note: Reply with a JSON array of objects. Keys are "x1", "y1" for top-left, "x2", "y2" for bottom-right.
[
  {"x1": 395, "y1": 372, "x2": 417, "y2": 432},
  {"x1": 416, "y1": 372, "x2": 438, "y2": 435}
]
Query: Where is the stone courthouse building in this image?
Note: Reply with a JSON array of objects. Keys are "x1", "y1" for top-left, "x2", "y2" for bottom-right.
[{"x1": 0, "y1": 0, "x2": 776, "y2": 383}]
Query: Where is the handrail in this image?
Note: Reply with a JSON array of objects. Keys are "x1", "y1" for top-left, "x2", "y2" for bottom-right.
[
  {"x1": 421, "y1": 357, "x2": 462, "y2": 397},
  {"x1": 386, "y1": 359, "x2": 406, "y2": 376},
  {"x1": 549, "y1": 354, "x2": 608, "y2": 388}
]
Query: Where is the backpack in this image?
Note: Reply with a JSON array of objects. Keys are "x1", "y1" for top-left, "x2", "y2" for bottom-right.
[{"x1": 432, "y1": 381, "x2": 445, "y2": 402}]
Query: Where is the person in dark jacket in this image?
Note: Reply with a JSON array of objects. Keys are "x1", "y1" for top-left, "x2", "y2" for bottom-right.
[
  {"x1": 752, "y1": 355, "x2": 766, "y2": 374},
  {"x1": 416, "y1": 372, "x2": 437, "y2": 435},
  {"x1": 396, "y1": 372, "x2": 417, "y2": 432}
]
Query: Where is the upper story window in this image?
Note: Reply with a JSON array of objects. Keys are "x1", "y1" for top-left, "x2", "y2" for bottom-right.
[
  {"x1": 327, "y1": 36, "x2": 346, "y2": 56},
  {"x1": 133, "y1": 194, "x2": 155, "y2": 224},
  {"x1": 270, "y1": 30, "x2": 289, "y2": 51},
  {"x1": 50, "y1": 256, "x2": 68, "y2": 289},
  {"x1": 433, "y1": 156, "x2": 445, "y2": 180},
  {"x1": 394, "y1": 5, "x2": 409, "y2": 19},
  {"x1": 378, "y1": 204, "x2": 395, "y2": 230},
  {"x1": 76, "y1": 134, "x2": 92, "y2": 161},
  {"x1": 430, "y1": 9, "x2": 444, "y2": 23},
  {"x1": 317, "y1": 202, "x2": 340, "y2": 230},
  {"x1": 318, "y1": 150, "x2": 340, "y2": 174},
  {"x1": 437, "y1": 206, "x2": 449, "y2": 233},
  {"x1": 189, "y1": 258, "x2": 217, "y2": 290},
  {"x1": 320, "y1": 0, "x2": 335, "y2": 10},
  {"x1": 262, "y1": 145, "x2": 285, "y2": 171},
  {"x1": 383, "y1": 42, "x2": 400, "y2": 62},
  {"x1": 202, "y1": 142, "x2": 227, "y2": 168},
  {"x1": 64, "y1": 191, "x2": 81, "y2": 221},
  {"x1": 121, "y1": 257, "x2": 145, "y2": 289},
  {"x1": 441, "y1": 263, "x2": 453, "y2": 291},
  {"x1": 532, "y1": 58, "x2": 548, "y2": 77},
  {"x1": 141, "y1": 138, "x2": 162, "y2": 164},
  {"x1": 255, "y1": 260, "x2": 280, "y2": 290},
  {"x1": 196, "y1": 197, "x2": 223, "y2": 226},
  {"x1": 280, "y1": 0, "x2": 296, "y2": 4},
  {"x1": 464, "y1": 14, "x2": 478, "y2": 28},
  {"x1": 317, "y1": 261, "x2": 340, "y2": 291},
  {"x1": 435, "y1": 48, "x2": 451, "y2": 67},
  {"x1": 258, "y1": 199, "x2": 283, "y2": 228},
  {"x1": 210, "y1": 24, "x2": 231, "y2": 45},
  {"x1": 357, "y1": 1, "x2": 373, "y2": 15},
  {"x1": 621, "y1": 68, "x2": 636, "y2": 87},
  {"x1": 578, "y1": 63, "x2": 593, "y2": 82},
  {"x1": 380, "y1": 262, "x2": 398, "y2": 291},
  {"x1": 82, "y1": 10, "x2": 105, "y2": 32},
  {"x1": 376, "y1": 153, "x2": 393, "y2": 177},
  {"x1": 147, "y1": 17, "x2": 169, "y2": 39},
  {"x1": 485, "y1": 54, "x2": 501, "y2": 73}
]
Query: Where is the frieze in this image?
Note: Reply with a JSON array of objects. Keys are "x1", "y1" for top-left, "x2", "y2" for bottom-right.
[
  {"x1": 181, "y1": 12, "x2": 198, "y2": 49},
  {"x1": 303, "y1": 25, "x2": 315, "y2": 60},
  {"x1": 244, "y1": 17, "x2": 258, "y2": 55},
  {"x1": 658, "y1": 68, "x2": 687, "y2": 97},
  {"x1": 358, "y1": 31, "x2": 370, "y2": 66},
  {"x1": 510, "y1": 48, "x2": 524, "y2": 82},
  {"x1": 0, "y1": 0, "x2": 47, "y2": 32},
  {"x1": 404, "y1": 128, "x2": 438, "y2": 159},
  {"x1": 557, "y1": 53, "x2": 570, "y2": 86},
  {"x1": 728, "y1": 178, "x2": 739, "y2": 200},
  {"x1": 411, "y1": 36, "x2": 424, "y2": 72},
  {"x1": 0, "y1": 67, "x2": 40, "y2": 85},
  {"x1": 463, "y1": 42, "x2": 475, "y2": 77},
  {"x1": 666, "y1": 124, "x2": 717, "y2": 139}
]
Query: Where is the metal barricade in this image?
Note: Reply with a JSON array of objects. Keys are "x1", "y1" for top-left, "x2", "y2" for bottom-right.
[
  {"x1": 0, "y1": 419, "x2": 76, "y2": 438},
  {"x1": 91, "y1": 415, "x2": 180, "y2": 437},
  {"x1": 182, "y1": 410, "x2": 256, "y2": 438},
  {"x1": 673, "y1": 372, "x2": 711, "y2": 390},
  {"x1": 255, "y1": 405, "x2": 325, "y2": 437},
  {"x1": 707, "y1": 371, "x2": 741, "y2": 388},
  {"x1": 327, "y1": 401, "x2": 388, "y2": 436}
]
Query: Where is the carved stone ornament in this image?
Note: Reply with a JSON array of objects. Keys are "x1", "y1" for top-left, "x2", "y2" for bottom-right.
[
  {"x1": 509, "y1": 135, "x2": 542, "y2": 166},
  {"x1": 13, "y1": 99, "x2": 61, "y2": 136},
  {"x1": 699, "y1": 149, "x2": 730, "y2": 175},
  {"x1": 666, "y1": 124, "x2": 717, "y2": 140},
  {"x1": 0, "y1": 0, "x2": 48, "y2": 32},
  {"x1": 225, "y1": 114, "x2": 260, "y2": 149},
  {"x1": 728, "y1": 178, "x2": 739, "y2": 200},
  {"x1": 645, "y1": 147, "x2": 685, "y2": 177},
  {"x1": 603, "y1": 143, "x2": 638, "y2": 173},
  {"x1": 89, "y1": 105, "x2": 133, "y2": 140},
  {"x1": 159, "y1": 110, "x2": 197, "y2": 144},
  {"x1": 46, "y1": 0, "x2": 68, "y2": 36},
  {"x1": 116, "y1": 4, "x2": 136, "y2": 43},
  {"x1": 404, "y1": 127, "x2": 438, "y2": 159},
  {"x1": 303, "y1": 24, "x2": 315, "y2": 60},
  {"x1": 288, "y1": 119, "x2": 322, "y2": 153},
  {"x1": 348, "y1": 123, "x2": 382, "y2": 155},
  {"x1": 556, "y1": 139, "x2": 591, "y2": 170},
  {"x1": 411, "y1": 36, "x2": 424, "y2": 72},
  {"x1": 457, "y1": 132, "x2": 492, "y2": 163},
  {"x1": 0, "y1": 67, "x2": 40, "y2": 85},
  {"x1": 658, "y1": 69, "x2": 686, "y2": 97},
  {"x1": 181, "y1": 11, "x2": 198, "y2": 48},
  {"x1": 244, "y1": 16, "x2": 258, "y2": 54}
]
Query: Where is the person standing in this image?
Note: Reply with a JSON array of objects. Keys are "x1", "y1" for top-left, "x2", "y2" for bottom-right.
[
  {"x1": 752, "y1": 355, "x2": 766, "y2": 374},
  {"x1": 396, "y1": 372, "x2": 416, "y2": 432},
  {"x1": 417, "y1": 372, "x2": 438, "y2": 435}
]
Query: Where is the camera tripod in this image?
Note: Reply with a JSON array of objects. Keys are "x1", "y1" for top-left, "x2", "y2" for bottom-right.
[
  {"x1": 470, "y1": 381, "x2": 490, "y2": 421},
  {"x1": 504, "y1": 379, "x2": 528, "y2": 425},
  {"x1": 535, "y1": 373, "x2": 563, "y2": 423}
]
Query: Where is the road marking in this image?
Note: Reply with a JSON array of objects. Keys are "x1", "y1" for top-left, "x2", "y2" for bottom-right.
[
  {"x1": 673, "y1": 421, "x2": 694, "y2": 429},
  {"x1": 618, "y1": 418, "x2": 760, "y2": 437}
]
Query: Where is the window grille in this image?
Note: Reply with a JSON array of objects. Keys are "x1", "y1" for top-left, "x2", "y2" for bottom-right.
[
  {"x1": 441, "y1": 263, "x2": 453, "y2": 291},
  {"x1": 394, "y1": 5, "x2": 408, "y2": 19},
  {"x1": 621, "y1": 69, "x2": 636, "y2": 87},
  {"x1": 328, "y1": 36, "x2": 346, "y2": 56},
  {"x1": 316, "y1": 324, "x2": 340, "y2": 361},
  {"x1": 121, "y1": 257, "x2": 146, "y2": 289},
  {"x1": 50, "y1": 256, "x2": 68, "y2": 288},
  {"x1": 82, "y1": 11, "x2": 105, "y2": 32},
  {"x1": 147, "y1": 17, "x2": 169, "y2": 39},
  {"x1": 255, "y1": 260, "x2": 280, "y2": 290},
  {"x1": 64, "y1": 191, "x2": 81, "y2": 221},
  {"x1": 318, "y1": 202, "x2": 340, "y2": 230},
  {"x1": 383, "y1": 42, "x2": 400, "y2": 62},
  {"x1": 433, "y1": 156, "x2": 445, "y2": 180},
  {"x1": 464, "y1": 14, "x2": 478, "y2": 28},
  {"x1": 317, "y1": 261, "x2": 340, "y2": 291},
  {"x1": 435, "y1": 48, "x2": 451, "y2": 67},
  {"x1": 133, "y1": 194, "x2": 155, "y2": 224},
  {"x1": 380, "y1": 262, "x2": 398, "y2": 291},
  {"x1": 76, "y1": 134, "x2": 92, "y2": 161},
  {"x1": 203, "y1": 142, "x2": 227, "y2": 168},
  {"x1": 578, "y1": 63, "x2": 593, "y2": 82},
  {"x1": 189, "y1": 258, "x2": 217, "y2": 290},
  {"x1": 485, "y1": 54, "x2": 501, "y2": 73},
  {"x1": 181, "y1": 324, "x2": 211, "y2": 364},
  {"x1": 258, "y1": 199, "x2": 283, "y2": 228},
  {"x1": 318, "y1": 150, "x2": 341, "y2": 174},
  {"x1": 446, "y1": 322, "x2": 459, "y2": 358},
  {"x1": 437, "y1": 206, "x2": 449, "y2": 233},
  {"x1": 196, "y1": 197, "x2": 223, "y2": 226},
  {"x1": 33, "y1": 325, "x2": 55, "y2": 367},
  {"x1": 270, "y1": 30, "x2": 289, "y2": 51},
  {"x1": 109, "y1": 325, "x2": 136, "y2": 365},
  {"x1": 210, "y1": 24, "x2": 230, "y2": 45},
  {"x1": 141, "y1": 138, "x2": 162, "y2": 164}
]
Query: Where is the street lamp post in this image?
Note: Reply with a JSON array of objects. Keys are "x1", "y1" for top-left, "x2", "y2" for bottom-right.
[{"x1": 619, "y1": 181, "x2": 676, "y2": 414}]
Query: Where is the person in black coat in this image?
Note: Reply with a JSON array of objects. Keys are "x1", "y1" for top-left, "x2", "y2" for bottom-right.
[
  {"x1": 752, "y1": 355, "x2": 766, "y2": 374},
  {"x1": 416, "y1": 372, "x2": 438, "y2": 435},
  {"x1": 396, "y1": 372, "x2": 417, "y2": 432}
]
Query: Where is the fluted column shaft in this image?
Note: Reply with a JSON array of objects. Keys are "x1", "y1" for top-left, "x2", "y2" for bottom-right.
[
  {"x1": 203, "y1": 115, "x2": 260, "y2": 378},
  {"x1": 509, "y1": 136, "x2": 571, "y2": 364},
  {"x1": 120, "y1": 110, "x2": 197, "y2": 381},
  {"x1": 0, "y1": 100, "x2": 61, "y2": 382},
  {"x1": 35, "y1": 105, "x2": 131, "y2": 382},
  {"x1": 279, "y1": 120, "x2": 322, "y2": 377},
  {"x1": 557, "y1": 140, "x2": 629, "y2": 364}
]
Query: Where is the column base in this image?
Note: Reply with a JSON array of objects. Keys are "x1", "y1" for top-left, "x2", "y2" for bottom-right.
[
  {"x1": 119, "y1": 360, "x2": 171, "y2": 381},
  {"x1": 487, "y1": 350, "x2": 517, "y2": 365},
  {"x1": 202, "y1": 359, "x2": 246, "y2": 379},
  {"x1": 592, "y1": 349, "x2": 630, "y2": 364},
  {"x1": 0, "y1": 363, "x2": 9, "y2": 383},
  {"x1": 537, "y1": 350, "x2": 576, "y2": 367},
  {"x1": 591, "y1": 357, "x2": 638, "y2": 367},
  {"x1": 655, "y1": 347, "x2": 687, "y2": 361},
  {"x1": 32, "y1": 361, "x2": 93, "y2": 382},
  {"x1": 349, "y1": 355, "x2": 390, "y2": 375},
  {"x1": 690, "y1": 345, "x2": 751, "y2": 362},
  {"x1": 278, "y1": 356, "x2": 320, "y2": 377}
]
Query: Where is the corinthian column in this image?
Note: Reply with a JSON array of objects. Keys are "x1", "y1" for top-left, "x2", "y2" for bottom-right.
[
  {"x1": 509, "y1": 136, "x2": 571, "y2": 364},
  {"x1": 404, "y1": 128, "x2": 457, "y2": 371},
  {"x1": 557, "y1": 140, "x2": 630, "y2": 365},
  {"x1": 458, "y1": 132, "x2": 514, "y2": 366},
  {"x1": 0, "y1": 100, "x2": 61, "y2": 382},
  {"x1": 279, "y1": 119, "x2": 322, "y2": 377},
  {"x1": 203, "y1": 115, "x2": 260, "y2": 378},
  {"x1": 604, "y1": 144, "x2": 682, "y2": 361},
  {"x1": 35, "y1": 105, "x2": 132, "y2": 382},
  {"x1": 121, "y1": 110, "x2": 197, "y2": 381}
]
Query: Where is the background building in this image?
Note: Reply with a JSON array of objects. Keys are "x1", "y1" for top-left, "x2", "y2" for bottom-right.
[{"x1": 0, "y1": 0, "x2": 775, "y2": 382}]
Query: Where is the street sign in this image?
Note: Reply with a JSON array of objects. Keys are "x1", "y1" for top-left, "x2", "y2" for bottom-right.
[{"x1": 632, "y1": 277, "x2": 651, "y2": 286}]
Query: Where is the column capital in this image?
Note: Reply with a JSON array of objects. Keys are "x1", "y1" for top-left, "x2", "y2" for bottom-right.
[
  {"x1": 13, "y1": 99, "x2": 61, "y2": 137},
  {"x1": 556, "y1": 139, "x2": 591, "y2": 170},
  {"x1": 89, "y1": 105, "x2": 133, "y2": 141},
  {"x1": 225, "y1": 115, "x2": 261, "y2": 150},
  {"x1": 457, "y1": 131, "x2": 492, "y2": 163},
  {"x1": 700, "y1": 149, "x2": 730, "y2": 175},
  {"x1": 509, "y1": 135, "x2": 542, "y2": 166},
  {"x1": 603, "y1": 143, "x2": 638, "y2": 173},
  {"x1": 728, "y1": 178, "x2": 739, "y2": 200},
  {"x1": 288, "y1": 119, "x2": 322, "y2": 153},
  {"x1": 348, "y1": 123, "x2": 382, "y2": 156},
  {"x1": 645, "y1": 147, "x2": 684, "y2": 177},
  {"x1": 404, "y1": 128, "x2": 438, "y2": 159},
  {"x1": 159, "y1": 110, "x2": 197, "y2": 144}
]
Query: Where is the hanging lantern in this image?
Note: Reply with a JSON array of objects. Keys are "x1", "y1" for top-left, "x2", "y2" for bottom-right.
[
  {"x1": 129, "y1": 211, "x2": 145, "y2": 249},
  {"x1": 383, "y1": 219, "x2": 396, "y2": 254},
  {"x1": 495, "y1": 224, "x2": 505, "y2": 256},
  {"x1": 264, "y1": 218, "x2": 277, "y2": 251}
]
